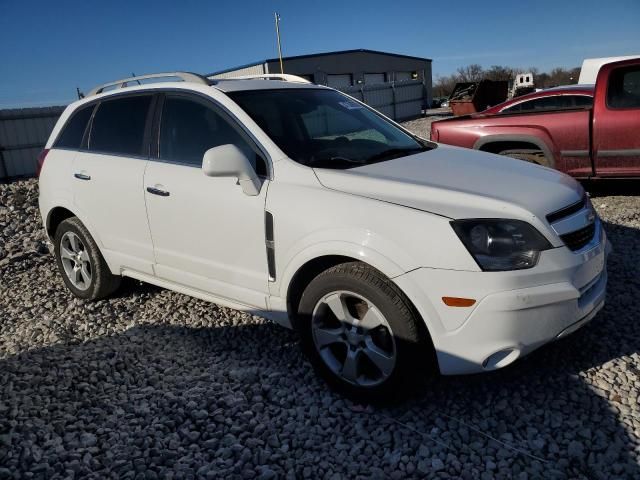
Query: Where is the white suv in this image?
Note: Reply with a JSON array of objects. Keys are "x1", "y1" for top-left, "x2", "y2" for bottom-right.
[{"x1": 38, "y1": 72, "x2": 609, "y2": 401}]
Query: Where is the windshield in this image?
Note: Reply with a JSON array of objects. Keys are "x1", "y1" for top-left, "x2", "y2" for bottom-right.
[{"x1": 228, "y1": 88, "x2": 432, "y2": 169}]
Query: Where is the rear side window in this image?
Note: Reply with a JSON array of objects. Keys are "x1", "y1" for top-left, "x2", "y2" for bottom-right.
[
  {"x1": 89, "y1": 95, "x2": 152, "y2": 156},
  {"x1": 159, "y1": 95, "x2": 265, "y2": 174},
  {"x1": 54, "y1": 105, "x2": 94, "y2": 149},
  {"x1": 502, "y1": 95, "x2": 592, "y2": 113},
  {"x1": 573, "y1": 95, "x2": 593, "y2": 108},
  {"x1": 607, "y1": 66, "x2": 640, "y2": 109}
]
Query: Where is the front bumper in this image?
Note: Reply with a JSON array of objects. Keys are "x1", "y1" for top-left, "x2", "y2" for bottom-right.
[{"x1": 395, "y1": 224, "x2": 610, "y2": 375}]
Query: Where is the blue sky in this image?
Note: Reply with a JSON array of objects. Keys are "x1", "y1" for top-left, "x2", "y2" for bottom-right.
[{"x1": 1, "y1": 0, "x2": 638, "y2": 108}]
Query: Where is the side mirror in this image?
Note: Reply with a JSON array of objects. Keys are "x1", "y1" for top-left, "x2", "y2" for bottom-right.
[{"x1": 202, "y1": 144, "x2": 261, "y2": 196}]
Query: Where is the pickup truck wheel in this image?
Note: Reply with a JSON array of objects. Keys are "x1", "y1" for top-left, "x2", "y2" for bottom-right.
[
  {"x1": 297, "y1": 262, "x2": 433, "y2": 403},
  {"x1": 498, "y1": 149, "x2": 551, "y2": 167},
  {"x1": 53, "y1": 217, "x2": 121, "y2": 300}
]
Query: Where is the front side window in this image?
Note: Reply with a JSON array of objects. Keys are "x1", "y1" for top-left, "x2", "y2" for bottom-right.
[
  {"x1": 158, "y1": 95, "x2": 263, "y2": 174},
  {"x1": 607, "y1": 66, "x2": 640, "y2": 109},
  {"x1": 89, "y1": 95, "x2": 152, "y2": 156},
  {"x1": 54, "y1": 104, "x2": 94, "y2": 149},
  {"x1": 229, "y1": 89, "x2": 430, "y2": 169}
]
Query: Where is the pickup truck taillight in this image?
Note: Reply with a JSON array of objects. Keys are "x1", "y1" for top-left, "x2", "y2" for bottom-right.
[
  {"x1": 36, "y1": 149, "x2": 50, "y2": 177},
  {"x1": 430, "y1": 127, "x2": 439, "y2": 142}
]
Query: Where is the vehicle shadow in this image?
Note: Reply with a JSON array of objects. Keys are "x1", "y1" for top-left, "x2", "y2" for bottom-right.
[
  {"x1": 1, "y1": 228, "x2": 638, "y2": 478},
  {"x1": 583, "y1": 179, "x2": 640, "y2": 197}
]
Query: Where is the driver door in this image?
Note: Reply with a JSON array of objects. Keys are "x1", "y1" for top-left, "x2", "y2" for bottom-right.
[{"x1": 143, "y1": 93, "x2": 270, "y2": 308}]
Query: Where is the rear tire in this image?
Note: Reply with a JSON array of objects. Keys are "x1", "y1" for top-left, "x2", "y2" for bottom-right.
[
  {"x1": 498, "y1": 149, "x2": 551, "y2": 167},
  {"x1": 296, "y1": 262, "x2": 434, "y2": 403},
  {"x1": 53, "y1": 217, "x2": 121, "y2": 300}
]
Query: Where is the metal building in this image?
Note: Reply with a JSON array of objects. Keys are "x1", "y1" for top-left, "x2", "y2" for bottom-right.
[
  {"x1": 0, "y1": 106, "x2": 65, "y2": 179},
  {"x1": 209, "y1": 49, "x2": 432, "y2": 121}
]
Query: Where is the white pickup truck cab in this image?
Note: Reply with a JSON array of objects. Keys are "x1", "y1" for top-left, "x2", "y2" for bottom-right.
[{"x1": 38, "y1": 72, "x2": 609, "y2": 401}]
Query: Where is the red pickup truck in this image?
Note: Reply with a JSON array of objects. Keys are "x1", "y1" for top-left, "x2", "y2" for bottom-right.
[{"x1": 431, "y1": 58, "x2": 640, "y2": 178}]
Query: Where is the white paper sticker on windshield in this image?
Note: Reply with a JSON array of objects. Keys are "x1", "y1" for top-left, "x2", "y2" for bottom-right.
[{"x1": 339, "y1": 100, "x2": 363, "y2": 110}]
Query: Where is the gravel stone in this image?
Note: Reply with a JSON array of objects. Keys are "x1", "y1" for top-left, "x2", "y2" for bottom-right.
[{"x1": 1, "y1": 165, "x2": 640, "y2": 479}]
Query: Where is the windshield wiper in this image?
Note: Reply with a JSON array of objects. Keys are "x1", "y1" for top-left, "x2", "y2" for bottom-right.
[{"x1": 364, "y1": 147, "x2": 427, "y2": 164}]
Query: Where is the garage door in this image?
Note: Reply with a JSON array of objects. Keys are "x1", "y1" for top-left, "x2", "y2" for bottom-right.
[
  {"x1": 364, "y1": 73, "x2": 386, "y2": 85},
  {"x1": 326, "y1": 74, "x2": 353, "y2": 88}
]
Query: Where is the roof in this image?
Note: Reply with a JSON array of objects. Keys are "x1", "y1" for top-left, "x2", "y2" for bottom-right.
[
  {"x1": 212, "y1": 79, "x2": 326, "y2": 93},
  {"x1": 579, "y1": 55, "x2": 640, "y2": 84},
  {"x1": 208, "y1": 49, "x2": 432, "y2": 76},
  {"x1": 543, "y1": 84, "x2": 595, "y2": 92}
]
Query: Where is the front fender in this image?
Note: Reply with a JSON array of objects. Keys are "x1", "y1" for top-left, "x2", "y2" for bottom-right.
[
  {"x1": 276, "y1": 236, "x2": 409, "y2": 300},
  {"x1": 275, "y1": 237, "x2": 448, "y2": 345}
]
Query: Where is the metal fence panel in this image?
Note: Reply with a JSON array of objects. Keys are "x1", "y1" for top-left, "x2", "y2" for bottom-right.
[
  {"x1": 337, "y1": 80, "x2": 424, "y2": 121},
  {"x1": 0, "y1": 106, "x2": 65, "y2": 179}
]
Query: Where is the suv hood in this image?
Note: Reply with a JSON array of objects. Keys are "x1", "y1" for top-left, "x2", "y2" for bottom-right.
[{"x1": 313, "y1": 144, "x2": 583, "y2": 223}]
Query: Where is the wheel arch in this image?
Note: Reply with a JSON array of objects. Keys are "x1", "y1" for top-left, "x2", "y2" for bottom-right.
[
  {"x1": 46, "y1": 206, "x2": 76, "y2": 240},
  {"x1": 44, "y1": 204, "x2": 119, "y2": 274},
  {"x1": 473, "y1": 134, "x2": 556, "y2": 167},
  {"x1": 285, "y1": 255, "x2": 440, "y2": 372},
  {"x1": 286, "y1": 255, "x2": 357, "y2": 323}
]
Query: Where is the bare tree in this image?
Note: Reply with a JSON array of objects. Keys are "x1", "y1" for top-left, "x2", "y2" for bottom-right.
[
  {"x1": 456, "y1": 64, "x2": 484, "y2": 82},
  {"x1": 434, "y1": 64, "x2": 580, "y2": 98},
  {"x1": 485, "y1": 65, "x2": 516, "y2": 81}
]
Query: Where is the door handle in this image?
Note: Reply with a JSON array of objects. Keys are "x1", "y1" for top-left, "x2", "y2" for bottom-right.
[
  {"x1": 74, "y1": 173, "x2": 91, "y2": 181},
  {"x1": 146, "y1": 186, "x2": 170, "y2": 197}
]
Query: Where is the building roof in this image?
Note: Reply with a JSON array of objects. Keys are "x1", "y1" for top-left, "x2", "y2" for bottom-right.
[{"x1": 207, "y1": 49, "x2": 432, "y2": 76}]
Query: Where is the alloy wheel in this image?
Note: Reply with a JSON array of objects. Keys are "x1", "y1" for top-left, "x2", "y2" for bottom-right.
[
  {"x1": 311, "y1": 290, "x2": 397, "y2": 387},
  {"x1": 59, "y1": 231, "x2": 92, "y2": 291}
]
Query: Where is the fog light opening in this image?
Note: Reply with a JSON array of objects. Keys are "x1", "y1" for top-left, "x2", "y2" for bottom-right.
[{"x1": 482, "y1": 348, "x2": 520, "y2": 370}]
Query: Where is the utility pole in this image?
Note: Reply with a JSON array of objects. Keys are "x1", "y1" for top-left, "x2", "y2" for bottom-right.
[{"x1": 274, "y1": 12, "x2": 284, "y2": 74}]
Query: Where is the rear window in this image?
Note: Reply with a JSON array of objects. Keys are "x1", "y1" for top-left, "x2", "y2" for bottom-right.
[
  {"x1": 89, "y1": 95, "x2": 152, "y2": 156},
  {"x1": 607, "y1": 66, "x2": 640, "y2": 109},
  {"x1": 54, "y1": 105, "x2": 94, "y2": 149}
]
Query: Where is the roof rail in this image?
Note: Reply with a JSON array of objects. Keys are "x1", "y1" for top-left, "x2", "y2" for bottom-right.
[
  {"x1": 87, "y1": 72, "x2": 209, "y2": 96},
  {"x1": 211, "y1": 74, "x2": 312, "y2": 84}
]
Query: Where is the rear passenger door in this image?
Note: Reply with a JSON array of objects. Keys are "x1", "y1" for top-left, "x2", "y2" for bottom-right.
[
  {"x1": 71, "y1": 93, "x2": 156, "y2": 274},
  {"x1": 143, "y1": 93, "x2": 270, "y2": 308}
]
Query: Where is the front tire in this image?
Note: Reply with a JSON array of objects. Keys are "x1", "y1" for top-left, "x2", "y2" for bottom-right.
[
  {"x1": 297, "y1": 262, "x2": 434, "y2": 403},
  {"x1": 53, "y1": 217, "x2": 121, "y2": 300}
]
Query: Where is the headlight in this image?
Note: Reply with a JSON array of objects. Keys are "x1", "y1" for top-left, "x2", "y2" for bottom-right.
[{"x1": 451, "y1": 219, "x2": 552, "y2": 271}]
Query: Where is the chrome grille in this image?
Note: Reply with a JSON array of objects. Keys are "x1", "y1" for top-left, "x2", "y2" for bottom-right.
[{"x1": 546, "y1": 195, "x2": 586, "y2": 224}]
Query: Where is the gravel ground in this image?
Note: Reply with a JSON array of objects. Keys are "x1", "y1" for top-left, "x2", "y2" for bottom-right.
[
  {"x1": 1, "y1": 172, "x2": 639, "y2": 479},
  {"x1": 403, "y1": 109, "x2": 452, "y2": 139}
]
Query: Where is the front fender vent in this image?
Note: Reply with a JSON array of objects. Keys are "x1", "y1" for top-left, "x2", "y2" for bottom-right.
[{"x1": 265, "y1": 211, "x2": 276, "y2": 281}]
